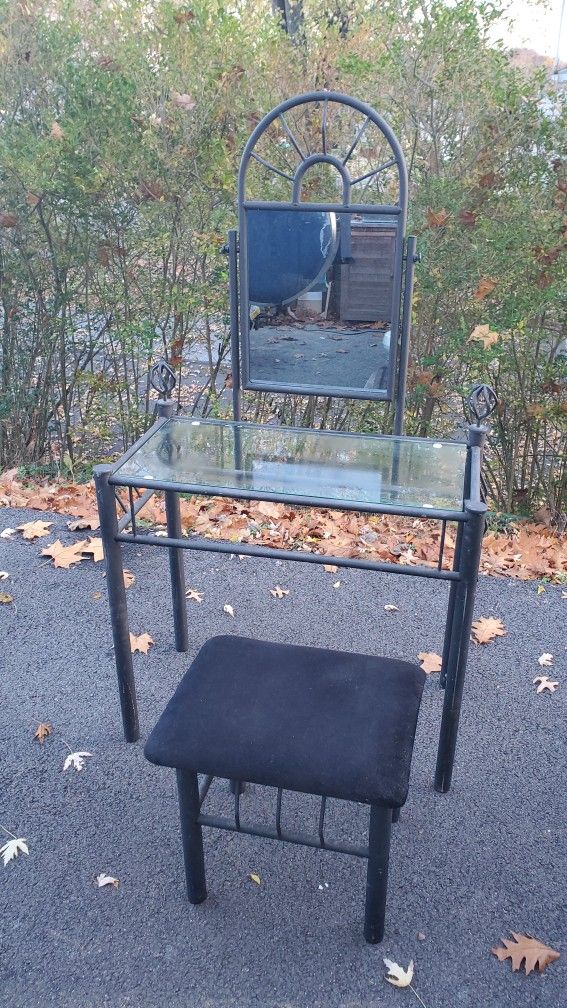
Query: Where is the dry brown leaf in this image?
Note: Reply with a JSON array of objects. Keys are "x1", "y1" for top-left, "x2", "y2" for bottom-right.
[
  {"x1": 0, "y1": 572, "x2": 9, "y2": 580},
  {"x1": 248, "y1": 873, "x2": 262, "y2": 885},
  {"x1": 533, "y1": 675, "x2": 559, "y2": 694},
  {"x1": 491, "y1": 932, "x2": 560, "y2": 974},
  {"x1": 123, "y1": 570, "x2": 135, "y2": 589},
  {"x1": 473, "y1": 276, "x2": 497, "y2": 300},
  {"x1": 67, "y1": 516, "x2": 99, "y2": 531},
  {"x1": 50, "y1": 121, "x2": 64, "y2": 140},
  {"x1": 40, "y1": 539, "x2": 87, "y2": 569},
  {"x1": 471, "y1": 617, "x2": 506, "y2": 644},
  {"x1": 332, "y1": 580, "x2": 341, "y2": 588},
  {"x1": 426, "y1": 208, "x2": 449, "y2": 227},
  {"x1": 129, "y1": 632, "x2": 154, "y2": 654},
  {"x1": 81, "y1": 538, "x2": 104, "y2": 562},
  {"x1": 384, "y1": 604, "x2": 399, "y2": 613},
  {"x1": 186, "y1": 588, "x2": 203, "y2": 602},
  {"x1": 468, "y1": 324, "x2": 499, "y2": 349},
  {"x1": 0, "y1": 592, "x2": 13, "y2": 604},
  {"x1": 92, "y1": 591, "x2": 102, "y2": 600},
  {"x1": 269, "y1": 586, "x2": 289, "y2": 598},
  {"x1": 417, "y1": 652, "x2": 442, "y2": 674},
  {"x1": 0, "y1": 212, "x2": 18, "y2": 228},
  {"x1": 223, "y1": 604, "x2": 235, "y2": 617},
  {"x1": 34, "y1": 722, "x2": 53, "y2": 743},
  {"x1": 323, "y1": 564, "x2": 338, "y2": 573},
  {"x1": 0, "y1": 528, "x2": 16, "y2": 539},
  {"x1": 17, "y1": 520, "x2": 53, "y2": 540}
]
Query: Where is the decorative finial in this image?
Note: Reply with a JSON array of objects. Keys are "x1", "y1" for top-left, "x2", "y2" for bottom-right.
[
  {"x1": 150, "y1": 359, "x2": 176, "y2": 397},
  {"x1": 467, "y1": 384, "x2": 497, "y2": 424}
]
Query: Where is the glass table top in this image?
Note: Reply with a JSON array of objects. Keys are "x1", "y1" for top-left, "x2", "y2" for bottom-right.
[{"x1": 112, "y1": 418, "x2": 468, "y2": 513}]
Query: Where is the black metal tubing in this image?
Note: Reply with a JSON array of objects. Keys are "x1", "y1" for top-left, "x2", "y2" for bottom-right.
[
  {"x1": 364, "y1": 805, "x2": 392, "y2": 943},
  {"x1": 114, "y1": 530, "x2": 462, "y2": 581},
  {"x1": 434, "y1": 499, "x2": 487, "y2": 792},
  {"x1": 228, "y1": 228, "x2": 241, "y2": 421},
  {"x1": 156, "y1": 399, "x2": 189, "y2": 654},
  {"x1": 94, "y1": 465, "x2": 139, "y2": 742},
  {"x1": 116, "y1": 488, "x2": 155, "y2": 532},
  {"x1": 394, "y1": 236, "x2": 417, "y2": 436},
  {"x1": 109, "y1": 476, "x2": 467, "y2": 524},
  {"x1": 292, "y1": 154, "x2": 351, "y2": 203},
  {"x1": 242, "y1": 199, "x2": 402, "y2": 215},
  {"x1": 177, "y1": 771, "x2": 207, "y2": 904},
  {"x1": 196, "y1": 811, "x2": 369, "y2": 859}
]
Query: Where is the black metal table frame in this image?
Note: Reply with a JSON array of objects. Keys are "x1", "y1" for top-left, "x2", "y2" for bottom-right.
[{"x1": 94, "y1": 397, "x2": 488, "y2": 796}]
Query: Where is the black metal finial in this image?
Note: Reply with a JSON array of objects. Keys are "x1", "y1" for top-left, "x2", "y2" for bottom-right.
[
  {"x1": 150, "y1": 359, "x2": 176, "y2": 397},
  {"x1": 467, "y1": 384, "x2": 497, "y2": 424}
]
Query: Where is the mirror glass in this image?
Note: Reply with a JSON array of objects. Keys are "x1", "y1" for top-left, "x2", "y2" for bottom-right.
[{"x1": 245, "y1": 208, "x2": 397, "y2": 394}]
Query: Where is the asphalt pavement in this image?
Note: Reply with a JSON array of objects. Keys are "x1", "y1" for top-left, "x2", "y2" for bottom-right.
[{"x1": 0, "y1": 506, "x2": 565, "y2": 1008}]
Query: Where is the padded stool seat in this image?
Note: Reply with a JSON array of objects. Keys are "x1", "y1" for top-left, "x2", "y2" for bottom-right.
[{"x1": 145, "y1": 635, "x2": 425, "y2": 807}]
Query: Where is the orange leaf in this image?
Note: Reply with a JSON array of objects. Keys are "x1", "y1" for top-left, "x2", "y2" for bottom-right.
[
  {"x1": 40, "y1": 539, "x2": 88, "y2": 569},
  {"x1": 468, "y1": 325, "x2": 499, "y2": 349},
  {"x1": 491, "y1": 933, "x2": 559, "y2": 974},
  {"x1": 473, "y1": 277, "x2": 497, "y2": 300},
  {"x1": 417, "y1": 652, "x2": 442, "y2": 674},
  {"x1": 17, "y1": 519, "x2": 53, "y2": 540},
  {"x1": 34, "y1": 722, "x2": 53, "y2": 744},
  {"x1": 426, "y1": 208, "x2": 449, "y2": 228},
  {"x1": 81, "y1": 538, "x2": 104, "y2": 562},
  {"x1": 471, "y1": 617, "x2": 506, "y2": 644},
  {"x1": 50, "y1": 121, "x2": 64, "y2": 140},
  {"x1": 0, "y1": 212, "x2": 18, "y2": 228},
  {"x1": 129, "y1": 632, "x2": 154, "y2": 654}
]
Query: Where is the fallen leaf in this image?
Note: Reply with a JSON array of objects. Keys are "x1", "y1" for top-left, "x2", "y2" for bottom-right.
[
  {"x1": 417, "y1": 652, "x2": 442, "y2": 674},
  {"x1": 40, "y1": 539, "x2": 87, "y2": 569},
  {"x1": 0, "y1": 837, "x2": 29, "y2": 867},
  {"x1": 323, "y1": 565, "x2": 338, "y2": 573},
  {"x1": 537, "y1": 653, "x2": 553, "y2": 666},
  {"x1": 81, "y1": 538, "x2": 104, "y2": 562},
  {"x1": 16, "y1": 519, "x2": 53, "y2": 540},
  {"x1": 34, "y1": 723, "x2": 52, "y2": 743},
  {"x1": 26, "y1": 192, "x2": 41, "y2": 208},
  {"x1": 0, "y1": 592, "x2": 13, "y2": 604},
  {"x1": 96, "y1": 873, "x2": 119, "y2": 888},
  {"x1": 67, "y1": 516, "x2": 99, "y2": 531},
  {"x1": 458, "y1": 209, "x2": 477, "y2": 227},
  {"x1": 536, "y1": 584, "x2": 546, "y2": 595},
  {"x1": 473, "y1": 276, "x2": 497, "y2": 300},
  {"x1": 63, "y1": 751, "x2": 92, "y2": 772},
  {"x1": 383, "y1": 958, "x2": 414, "y2": 988},
  {"x1": 0, "y1": 212, "x2": 18, "y2": 228},
  {"x1": 471, "y1": 617, "x2": 506, "y2": 644},
  {"x1": 426, "y1": 208, "x2": 449, "y2": 227},
  {"x1": 129, "y1": 632, "x2": 154, "y2": 654},
  {"x1": 186, "y1": 588, "x2": 203, "y2": 602},
  {"x1": 0, "y1": 528, "x2": 16, "y2": 538},
  {"x1": 123, "y1": 569, "x2": 135, "y2": 589},
  {"x1": 468, "y1": 324, "x2": 499, "y2": 349},
  {"x1": 91, "y1": 591, "x2": 102, "y2": 600},
  {"x1": 223, "y1": 604, "x2": 235, "y2": 617},
  {"x1": 491, "y1": 932, "x2": 560, "y2": 974},
  {"x1": 332, "y1": 580, "x2": 341, "y2": 588},
  {"x1": 269, "y1": 586, "x2": 289, "y2": 598},
  {"x1": 50, "y1": 121, "x2": 64, "y2": 140},
  {"x1": 562, "y1": 591, "x2": 567, "y2": 599},
  {"x1": 0, "y1": 571, "x2": 10, "y2": 580},
  {"x1": 249, "y1": 873, "x2": 262, "y2": 885},
  {"x1": 384, "y1": 604, "x2": 399, "y2": 613},
  {"x1": 533, "y1": 675, "x2": 559, "y2": 694}
]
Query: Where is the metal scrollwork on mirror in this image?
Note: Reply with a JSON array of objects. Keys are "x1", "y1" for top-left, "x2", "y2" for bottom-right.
[{"x1": 231, "y1": 91, "x2": 417, "y2": 434}]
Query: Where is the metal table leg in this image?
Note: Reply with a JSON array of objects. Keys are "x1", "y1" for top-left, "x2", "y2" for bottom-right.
[
  {"x1": 434, "y1": 501, "x2": 486, "y2": 792},
  {"x1": 94, "y1": 465, "x2": 139, "y2": 742},
  {"x1": 165, "y1": 490, "x2": 189, "y2": 652}
]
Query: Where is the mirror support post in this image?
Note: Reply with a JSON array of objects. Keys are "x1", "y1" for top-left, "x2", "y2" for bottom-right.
[
  {"x1": 393, "y1": 235, "x2": 417, "y2": 436},
  {"x1": 228, "y1": 228, "x2": 241, "y2": 422}
]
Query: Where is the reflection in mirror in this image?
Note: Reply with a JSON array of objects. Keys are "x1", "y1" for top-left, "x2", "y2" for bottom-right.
[{"x1": 246, "y1": 209, "x2": 397, "y2": 393}]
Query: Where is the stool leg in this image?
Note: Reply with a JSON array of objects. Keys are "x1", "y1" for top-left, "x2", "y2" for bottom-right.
[
  {"x1": 364, "y1": 806, "x2": 392, "y2": 944},
  {"x1": 392, "y1": 807, "x2": 401, "y2": 824},
  {"x1": 176, "y1": 771, "x2": 207, "y2": 904}
]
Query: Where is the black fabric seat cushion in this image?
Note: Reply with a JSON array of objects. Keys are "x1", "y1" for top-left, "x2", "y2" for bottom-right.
[{"x1": 145, "y1": 636, "x2": 426, "y2": 807}]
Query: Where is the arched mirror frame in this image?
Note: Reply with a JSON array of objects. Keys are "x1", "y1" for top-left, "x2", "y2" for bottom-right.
[{"x1": 229, "y1": 91, "x2": 416, "y2": 434}]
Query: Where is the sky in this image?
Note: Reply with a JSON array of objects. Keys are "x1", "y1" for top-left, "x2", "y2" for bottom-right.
[{"x1": 493, "y1": 0, "x2": 567, "y2": 64}]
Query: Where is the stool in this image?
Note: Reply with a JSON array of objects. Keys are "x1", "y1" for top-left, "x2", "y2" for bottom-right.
[{"x1": 144, "y1": 635, "x2": 426, "y2": 942}]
